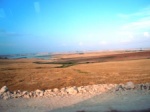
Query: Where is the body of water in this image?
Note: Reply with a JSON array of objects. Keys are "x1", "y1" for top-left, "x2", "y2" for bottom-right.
[{"x1": 0, "y1": 53, "x2": 52, "y2": 60}]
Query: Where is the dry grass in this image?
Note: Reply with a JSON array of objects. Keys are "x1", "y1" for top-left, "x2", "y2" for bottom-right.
[{"x1": 0, "y1": 51, "x2": 150, "y2": 91}]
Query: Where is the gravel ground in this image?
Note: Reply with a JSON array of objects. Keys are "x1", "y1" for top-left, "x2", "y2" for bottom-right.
[
  {"x1": 52, "y1": 90, "x2": 150, "y2": 112},
  {"x1": 0, "y1": 84, "x2": 150, "y2": 112}
]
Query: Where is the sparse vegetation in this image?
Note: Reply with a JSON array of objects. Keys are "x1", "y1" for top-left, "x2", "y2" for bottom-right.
[
  {"x1": 74, "y1": 69, "x2": 89, "y2": 74},
  {"x1": 0, "y1": 50, "x2": 150, "y2": 91},
  {"x1": 34, "y1": 61, "x2": 76, "y2": 68}
]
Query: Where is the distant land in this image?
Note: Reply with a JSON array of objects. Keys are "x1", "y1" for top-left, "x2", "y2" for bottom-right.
[{"x1": 0, "y1": 48, "x2": 150, "y2": 60}]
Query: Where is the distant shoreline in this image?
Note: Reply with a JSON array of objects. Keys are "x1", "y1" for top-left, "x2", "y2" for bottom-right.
[{"x1": 0, "y1": 53, "x2": 52, "y2": 60}]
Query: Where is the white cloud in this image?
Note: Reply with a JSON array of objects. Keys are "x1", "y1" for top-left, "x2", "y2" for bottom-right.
[
  {"x1": 118, "y1": 5, "x2": 150, "y2": 19},
  {"x1": 0, "y1": 8, "x2": 5, "y2": 18},
  {"x1": 117, "y1": 5, "x2": 150, "y2": 42},
  {"x1": 116, "y1": 31, "x2": 134, "y2": 44},
  {"x1": 79, "y1": 42, "x2": 83, "y2": 46},
  {"x1": 144, "y1": 32, "x2": 149, "y2": 37},
  {"x1": 99, "y1": 41, "x2": 107, "y2": 45},
  {"x1": 122, "y1": 19, "x2": 150, "y2": 31},
  {"x1": 120, "y1": 38, "x2": 132, "y2": 43},
  {"x1": 34, "y1": 2, "x2": 40, "y2": 13},
  {"x1": 86, "y1": 32, "x2": 96, "y2": 38}
]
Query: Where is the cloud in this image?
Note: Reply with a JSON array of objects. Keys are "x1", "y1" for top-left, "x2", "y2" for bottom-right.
[
  {"x1": 119, "y1": 5, "x2": 150, "y2": 30},
  {"x1": 144, "y1": 32, "x2": 149, "y2": 37},
  {"x1": 120, "y1": 38, "x2": 132, "y2": 43},
  {"x1": 118, "y1": 5, "x2": 150, "y2": 19},
  {"x1": 34, "y1": 2, "x2": 40, "y2": 13},
  {"x1": 122, "y1": 19, "x2": 150, "y2": 31},
  {"x1": 117, "y1": 5, "x2": 150, "y2": 43},
  {"x1": 79, "y1": 42, "x2": 83, "y2": 46},
  {"x1": 99, "y1": 41, "x2": 107, "y2": 45},
  {"x1": 0, "y1": 8, "x2": 5, "y2": 18}
]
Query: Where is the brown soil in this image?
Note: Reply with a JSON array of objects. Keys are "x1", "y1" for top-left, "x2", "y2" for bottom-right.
[
  {"x1": 50, "y1": 50, "x2": 150, "y2": 64},
  {"x1": 0, "y1": 50, "x2": 150, "y2": 91}
]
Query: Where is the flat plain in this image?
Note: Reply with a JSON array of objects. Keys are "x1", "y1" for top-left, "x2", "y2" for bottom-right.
[{"x1": 0, "y1": 50, "x2": 150, "y2": 91}]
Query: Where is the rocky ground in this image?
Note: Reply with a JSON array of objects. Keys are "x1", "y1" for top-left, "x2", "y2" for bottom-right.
[{"x1": 0, "y1": 82, "x2": 150, "y2": 112}]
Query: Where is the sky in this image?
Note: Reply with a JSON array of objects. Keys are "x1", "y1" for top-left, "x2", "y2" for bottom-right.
[{"x1": 0, "y1": 0, "x2": 150, "y2": 54}]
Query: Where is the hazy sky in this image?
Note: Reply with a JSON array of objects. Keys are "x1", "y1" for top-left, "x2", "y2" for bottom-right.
[{"x1": 0, "y1": 0, "x2": 150, "y2": 54}]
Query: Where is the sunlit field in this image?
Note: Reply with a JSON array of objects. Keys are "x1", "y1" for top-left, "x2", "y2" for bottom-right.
[{"x1": 0, "y1": 50, "x2": 150, "y2": 91}]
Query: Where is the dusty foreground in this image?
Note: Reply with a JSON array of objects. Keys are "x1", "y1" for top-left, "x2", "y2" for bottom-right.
[
  {"x1": 0, "y1": 50, "x2": 150, "y2": 111},
  {"x1": 0, "y1": 83, "x2": 150, "y2": 112}
]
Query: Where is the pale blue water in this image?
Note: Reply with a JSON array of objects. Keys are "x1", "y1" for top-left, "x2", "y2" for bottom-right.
[{"x1": 0, "y1": 53, "x2": 52, "y2": 60}]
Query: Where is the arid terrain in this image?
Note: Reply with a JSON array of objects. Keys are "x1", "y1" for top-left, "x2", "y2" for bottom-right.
[
  {"x1": 0, "y1": 50, "x2": 150, "y2": 112},
  {"x1": 0, "y1": 50, "x2": 150, "y2": 91}
]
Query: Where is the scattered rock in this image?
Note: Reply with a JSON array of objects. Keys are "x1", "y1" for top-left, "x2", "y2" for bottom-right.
[
  {"x1": 23, "y1": 94, "x2": 30, "y2": 99},
  {"x1": 39, "y1": 92, "x2": 44, "y2": 97},
  {"x1": 35, "y1": 89, "x2": 44, "y2": 97},
  {"x1": 66, "y1": 87, "x2": 78, "y2": 95},
  {"x1": 125, "y1": 82, "x2": 135, "y2": 90},
  {"x1": 53, "y1": 88, "x2": 59, "y2": 93},
  {"x1": 99, "y1": 86, "x2": 107, "y2": 93},
  {"x1": 0, "y1": 83, "x2": 150, "y2": 100},
  {"x1": 116, "y1": 84, "x2": 125, "y2": 91},
  {"x1": 35, "y1": 89, "x2": 43, "y2": 93},
  {"x1": 77, "y1": 86, "x2": 87, "y2": 93},
  {"x1": 0, "y1": 86, "x2": 8, "y2": 93},
  {"x1": 3, "y1": 96, "x2": 9, "y2": 100},
  {"x1": 140, "y1": 84, "x2": 150, "y2": 90},
  {"x1": 22, "y1": 91, "x2": 28, "y2": 95},
  {"x1": 60, "y1": 88, "x2": 67, "y2": 95},
  {"x1": 45, "y1": 89, "x2": 52, "y2": 93}
]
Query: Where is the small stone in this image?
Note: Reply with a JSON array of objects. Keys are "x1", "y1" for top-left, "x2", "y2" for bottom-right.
[
  {"x1": 35, "y1": 90, "x2": 44, "y2": 97},
  {"x1": 3, "y1": 96, "x2": 9, "y2": 100},
  {"x1": 0, "y1": 86, "x2": 8, "y2": 93},
  {"x1": 16, "y1": 94, "x2": 22, "y2": 98},
  {"x1": 35, "y1": 89, "x2": 43, "y2": 93},
  {"x1": 53, "y1": 88, "x2": 59, "y2": 92},
  {"x1": 23, "y1": 94, "x2": 30, "y2": 99},
  {"x1": 13, "y1": 91, "x2": 17, "y2": 94},
  {"x1": 66, "y1": 87, "x2": 78, "y2": 95},
  {"x1": 60, "y1": 88, "x2": 67, "y2": 95},
  {"x1": 22, "y1": 91, "x2": 28, "y2": 95},
  {"x1": 44, "y1": 90, "x2": 53, "y2": 96},
  {"x1": 45, "y1": 89, "x2": 52, "y2": 93},
  {"x1": 77, "y1": 87, "x2": 87, "y2": 93},
  {"x1": 2, "y1": 92, "x2": 11, "y2": 100},
  {"x1": 116, "y1": 85, "x2": 125, "y2": 91},
  {"x1": 39, "y1": 92, "x2": 44, "y2": 97},
  {"x1": 77, "y1": 87, "x2": 82, "y2": 91},
  {"x1": 125, "y1": 82, "x2": 135, "y2": 90},
  {"x1": 17, "y1": 90, "x2": 21, "y2": 93},
  {"x1": 140, "y1": 84, "x2": 149, "y2": 90},
  {"x1": 99, "y1": 86, "x2": 107, "y2": 92},
  {"x1": 29, "y1": 92, "x2": 33, "y2": 96}
]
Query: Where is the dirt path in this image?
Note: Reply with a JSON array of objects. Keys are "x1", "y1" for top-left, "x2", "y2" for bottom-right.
[
  {"x1": 52, "y1": 90, "x2": 150, "y2": 112},
  {"x1": 0, "y1": 88, "x2": 150, "y2": 112}
]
